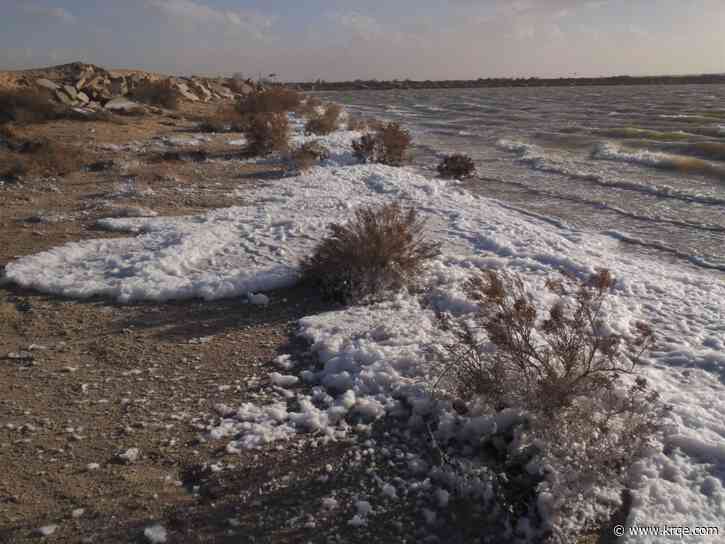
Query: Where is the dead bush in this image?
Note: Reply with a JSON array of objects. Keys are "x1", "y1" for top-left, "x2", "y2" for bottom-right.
[
  {"x1": 130, "y1": 80, "x2": 180, "y2": 110},
  {"x1": 437, "y1": 153, "x2": 476, "y2": 179},
  {"x1": 434, "y1": 269, "x2": 662, "y2": 540},
  {"x1": 304, "y1": 104, "x2": 342, "y2": 136},
  {"x1": 236, "y1": 87, "x2": 302, "y2": 116},
  {"x1": 346, "y1": 116, "x2": 367, "y2": 131},
  {"x1": 0, "y1": 89, "x2": 59, "y2": 125},
  {"x1": 243, "y1": 112, "x2": 290, "y2": 156},
  {"x1": 295, "y1": 96, "x2": 323, "y2": 117},
  {"x1": 0, "y1": 137, "x2": 85, "y2": 178},
  {"x1": 351, "y1": 122, "x2": 412, "y2": 166},
  {"x1": 288, "y1": 141, "x2": 330, "y2": 172},
  {"x1": 301, "y1": 202, "x2": 440, "y2": 302}
]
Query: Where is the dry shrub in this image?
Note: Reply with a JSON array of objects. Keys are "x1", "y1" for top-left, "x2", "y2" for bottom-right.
[
  {"x1": 288, "y1": 141, "x2": 330, "y2": 172},
  {"x1": 0, "y1": 137, "x2": 85, "y2": 179},
  {"x1": 295, "y1": 96, "x2": 323, "y2": 117},
  {"x1": 302, "y1": 202, "x2": 440, "y2": 302},
  {"x1": 346, "y1": 116, "x2": 368, "y2": 131},
  {"x1": 304, "y1": 103, "x2": 343, "y2": 136},
  {"x1": 236, "y1": 87, "x2": 302, "y2": 116},
  {"x1": 352, "y1": 122, "x2": 412, "y2": 166},
  {"x1": 0, "y1": 89, "x2": 59, "y2": 125},
  {"x1": 130, "y1": 80, "x2": 180, "y2": 110},
  {"x1": 226, "y1": 78, "x2": 253, "y2": 94},
  {"x1": 198, "y1": 105, "x2": 247, "y2": 133},
  {"x1": 435, "y1": 269, "x2": 663, "y2": 540},
  {"x1": 437, "y1": 153, "x2": 476, "y2": 179},
  {"x1": 243, "y1": 112, "x2": 290, "y2": 156}
]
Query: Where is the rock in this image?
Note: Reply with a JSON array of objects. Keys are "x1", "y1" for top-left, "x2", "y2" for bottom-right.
[
  {"x1": 143, "y1": 524, "x2": 168, "y2": 543},
  {"x1": 109, "y1": 78, "x2": 128, "y2": 96},
  {"x1": 54, "y1": 89, "x2": 76, "y2": 106},
  {"x1": 62, "y1": 85, "x2": 78, "y2": 100},
  {"x1": 174, "y1": 82, "x2": 200, "y2": 102},
  {"x1": 187, "y1": 80, "x2": 212, "y2": 101},
  {"x1": 4, "y1": 351, "x2": 34, "y2": 361},
  {"x1": 104, "y1": 97, "x2": 144, "y2": 115},
  {"x1": 36, "y1": 525, "x2": 59, "y2": 537},
  {"x1": 248, "y1": 293, "x2": 270, "y2": 306},
  {"x1": 35, "y1": 78, "x2": 59, "y2": 91},
  {"x1": 76, "y1": 91, "x2": 90, "y2": 104},
  {"x1": 115, "y1": 447, "x2": 140, "y2": 464}
]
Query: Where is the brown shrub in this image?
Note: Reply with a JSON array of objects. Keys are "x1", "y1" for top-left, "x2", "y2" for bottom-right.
[
  {"x1": 346, "y1": 116, "x2": 367, "y2": 131},
  {"x1": 437, "y1": 153, "x2": 476, "y2": 179},
  {"x1": 0, "y1": 137, "x2": 86, "y2": 178},
  {"x1": 130, "y1": 80, "x2": 180, "y2": 109},
  {"x1": 351, "y1": 133, "x2": 378, "y2": 163},
  {"x1": 0, "y1": 89, "x2": 59, "y2": 125},
  {"x1": 434, "y1": 269, "x2": 662, "y2": 539},
  {"x1": 243, "y1": 112, "x2": 290, "y2": 156},
  {"x1": 378, "y1": 123, "x2": 412, "y2": 166},
  {"x1": 288, "y1": 141, "x2": 330, "y2": 172},
  {"x1": 302, "y1": 202, "x2": 440, "y2": 302},
  {"x1": 351, "y1": 122, "x2": 412, "y2": 166},
  {"x1": 305, "y1": 103, "x2": 343, "y2": 135},
  {"x1": 236, "y1": 87, "x2": 302, "y2": 116},
  {"x1": 295, "y1": 96, "x2": 323, "y2": 117}
]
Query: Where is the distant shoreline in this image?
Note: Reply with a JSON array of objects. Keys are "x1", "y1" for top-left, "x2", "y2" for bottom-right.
[{"x1": 291, "y1": 73, "x2": 725, "y2": 92}]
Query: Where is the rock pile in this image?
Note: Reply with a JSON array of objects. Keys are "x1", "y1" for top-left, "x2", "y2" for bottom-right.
[{"x1": 14, "y1": 62, "x2": 256, "y2": 112}]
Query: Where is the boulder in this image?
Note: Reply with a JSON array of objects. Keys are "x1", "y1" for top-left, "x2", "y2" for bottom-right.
[
  {"x1": 36, "y1": 78, "x2": 59, "y2": 92},
  {"x1": 76, "y1": 91, "x2": 90, "y2": 104},
  {"x1": 104, "y1": 97, "x2": 144, "y2": 115},
  {"x1": 54, "y1": 89, "x2": 76, "y2": 106},
  {"x1": 63, "y1": 85, "x2": 78, "y2": 100},
  {"x1": 174, "y1": 82, "x2": 200, "y2": 102},
  {"x1": 187, "y1": 80, "x2": 212, "y2": 101},
  {"x1": 109, "y1": 78, "x2": 128, "y2": 96}
]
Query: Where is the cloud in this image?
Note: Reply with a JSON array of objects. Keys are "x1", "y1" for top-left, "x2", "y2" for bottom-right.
[
  {"x1": 21, "y1": 4, "x2": 76, "y2": 23},
  {"x1": 145, "y1": 0, "x2": 275, "y2": 38}
]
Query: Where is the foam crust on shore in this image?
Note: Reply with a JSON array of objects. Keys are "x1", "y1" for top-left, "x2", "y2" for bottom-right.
[{"x1": 5, "y1": 117, "x2": 725, "y2": 541}]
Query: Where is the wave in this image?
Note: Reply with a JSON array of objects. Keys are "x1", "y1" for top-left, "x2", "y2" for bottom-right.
[
  {"x1": 594, "y1": 127, "x2": 695, "y2": 141},
  {"x1": 604, "y1": 231, "x2": 725, "y2": 272},
  {"x1": 482, "y1": 173, "x2": 725, "y2": 234},
  {"x1": 496, "y1": 139, "x2": 725, "y2": 205},
  {"x1": 592, "y1": 143, "x2": 725, "y2": 181},
  {"x1": 657, "y1": 142, "x2": 725, "y2": 162}
]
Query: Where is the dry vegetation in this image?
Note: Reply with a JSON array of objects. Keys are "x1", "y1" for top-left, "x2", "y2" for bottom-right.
[
  {"x1": 0, "y1": 88, "x2": 59, "y2": 125},
  {"x1": 302, "y1": 202, "x2": 440, "y2": 302},
  {"x1": 434, "y1": 269, "x2": 663, "y2": 540},
  {"x1": 437, "y1": 153, "x2": 476, "y2": 179},
  {"x1": 352, "y1": 122, "x2": 412, "y2": 166},
  {"x1": 235, "y1": 87, "x2": 302, "y2": 116},
  {"x1": 1, "y1": 130, "x2": 89, "y2": 179},
  {"x1": 295, "y1": 95, "x2": 323, "y2": 117},
  {"x1": 243, "y1": 112, "x2": 290, "y2": 156},
  {"x1": 288, "y1": 141, "x2": 330, "y2": 173},
  {"x1": 130, "y1": 79, "x2": 180, "y2": 109},
  {"x1": 304, "y1": 103, "x2": 343, "y2": 136}
]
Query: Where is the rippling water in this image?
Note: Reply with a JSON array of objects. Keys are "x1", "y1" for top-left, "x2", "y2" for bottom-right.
[{"x1": 320, "y1": 85, "x2": 725, "y2": 273}]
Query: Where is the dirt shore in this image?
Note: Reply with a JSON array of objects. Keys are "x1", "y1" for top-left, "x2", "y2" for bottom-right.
[{"x1": 0, "y1": 104, "x2": 426, "y2": 544}]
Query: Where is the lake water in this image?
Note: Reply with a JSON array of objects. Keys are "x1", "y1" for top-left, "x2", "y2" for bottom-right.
[{"x1": 321, "y1": 85, "x2": 725, "y2": 274}]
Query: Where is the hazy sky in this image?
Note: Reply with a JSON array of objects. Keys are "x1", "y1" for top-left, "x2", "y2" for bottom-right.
[{"x1": 2, "y1": 0, "x2": 724, "y2": 80}]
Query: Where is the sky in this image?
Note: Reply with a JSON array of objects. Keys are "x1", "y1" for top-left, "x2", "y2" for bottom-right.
[{"x1": 1, "y1": 0, "x2": 724, "y2": 81}]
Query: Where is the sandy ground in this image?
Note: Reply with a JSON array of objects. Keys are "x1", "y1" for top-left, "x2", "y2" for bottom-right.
[{"x1": 0, "y1": 104, "x2": 430, "y2": 544}]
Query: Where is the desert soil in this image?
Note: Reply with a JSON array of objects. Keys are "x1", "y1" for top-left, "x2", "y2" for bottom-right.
[{"x1": 0, "y1": 103, "x2": 429, "y2": 544}]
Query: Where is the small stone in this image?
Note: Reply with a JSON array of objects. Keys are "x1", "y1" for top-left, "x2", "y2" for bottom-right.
[
  {"x1": 116, "y1": 447, "x2": 140, "y2": 464},
  {"x1": 37, "y1": 524, "x2": 58, "y2": 537},
  {"x1": 144, "y1": 523, "x2": 168, "y2": 543}
]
